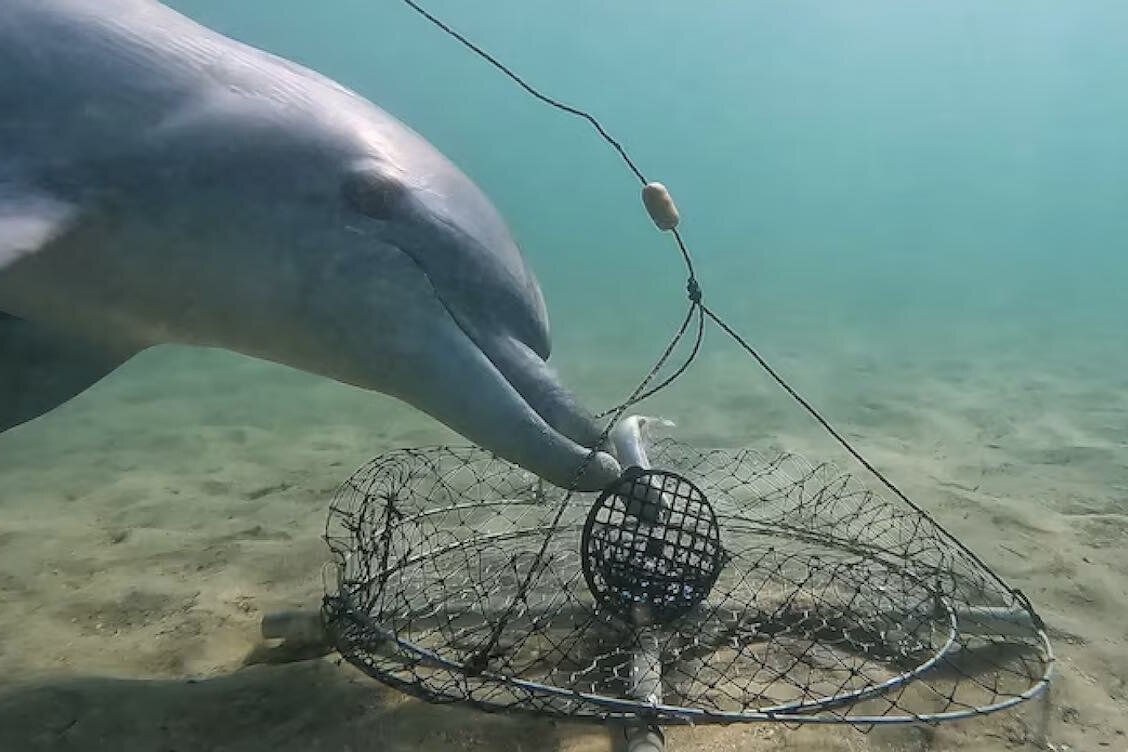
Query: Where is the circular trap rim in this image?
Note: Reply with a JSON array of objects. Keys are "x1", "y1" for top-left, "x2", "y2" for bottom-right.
[{"x1": 322, "y1": 443, "x2": 1054, "y2": 726}]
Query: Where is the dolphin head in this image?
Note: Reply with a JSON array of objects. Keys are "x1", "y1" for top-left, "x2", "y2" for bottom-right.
[
  {"x1": 126, "y1": 81, "x2": 623, "y2": 490},
  {"x1": 0, "y1": 0, "x2": 621, "y2": 490},
  {"x1": 325, "y1": 121, "x2": 623, "y2": 490}
]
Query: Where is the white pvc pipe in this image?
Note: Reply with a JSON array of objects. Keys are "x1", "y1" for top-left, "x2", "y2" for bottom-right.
[
  {"x1": 953, "y1": 605, "x2": 1037, "y2": 637},
  {"x1": 608, "y1": 416, "x2": 674, "y2": 469},
  {"x1": 260, "y1": 609, "x2": 327, "y2": 645},
  {"x1": 609, "y1": 416, "x2": 677, "y2": 524},
  {"x1": 609, "y1": 417, "x2": 671, "y2": 752},
  {"x1": 626, "y1": 726, "x2": 666, "y2": 752},
  {"x1": 629, "y1": 630, "x2": 663, "y2": 704},
  {"x1": 626, "y1": 629, "x2": 666, "y2": 752}
]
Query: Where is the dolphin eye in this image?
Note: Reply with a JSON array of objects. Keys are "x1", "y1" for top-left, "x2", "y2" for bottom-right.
[{"x1": 341, "y1": 168, "x2": 406, "y2": 219}]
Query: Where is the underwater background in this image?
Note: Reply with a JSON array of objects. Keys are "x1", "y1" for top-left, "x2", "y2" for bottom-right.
[{"x1": 1, "y1": 1, "x2": 1126, "y2": 750}]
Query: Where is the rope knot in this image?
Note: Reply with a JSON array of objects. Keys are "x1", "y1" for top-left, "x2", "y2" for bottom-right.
[{"x1": 686, "y1": 278, "x2": 702, "y2": 304}]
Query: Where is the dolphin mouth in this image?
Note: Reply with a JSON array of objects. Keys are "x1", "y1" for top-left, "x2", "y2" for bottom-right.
[
  {"x1": 379, "y1": 224, "x2": 614, "y2": 487},
  {"x1": 400, "y1": 243, "x2": 605, "y2": 452},
  {"x1": 479, "y1": 332, "x2": 607, "y2": 450},
  {"x1": 416, "y1": 281, "x2": 618, "y2": 490},
  {"x1": 429, "y1": 279, "x2": 606, "y2": 453}
]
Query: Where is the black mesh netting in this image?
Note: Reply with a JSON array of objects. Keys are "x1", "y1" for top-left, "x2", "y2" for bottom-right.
[{"x1": 320, "y1": 438, "x2": 1052, "y2": 725}]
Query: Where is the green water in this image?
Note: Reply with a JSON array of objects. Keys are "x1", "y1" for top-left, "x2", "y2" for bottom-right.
[
  {"x1": 166, "y1": 0, "x2": 1127, "y2": 412},
  {"x1": 2, "y1": 4, "x2": 1127, "y2": 749},
  {"x1": 5, "y1": 0, "x2": 1124, "y2": 513}
]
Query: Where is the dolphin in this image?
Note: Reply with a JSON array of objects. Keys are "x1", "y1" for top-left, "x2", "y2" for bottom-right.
[{"x1": 0, "y1": 0, "x2": 621, "y2": 489}]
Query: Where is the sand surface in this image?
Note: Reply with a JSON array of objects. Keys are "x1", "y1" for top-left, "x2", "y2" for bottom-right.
[{"x1": 1, "y1": 330, "x2": 1126, "y2": 752}]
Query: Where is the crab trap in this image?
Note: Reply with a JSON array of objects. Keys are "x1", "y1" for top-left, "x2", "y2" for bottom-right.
[
  {"x1": 255, "y1": 3, "x2": 1053, "y2": 749},
  {"x1": 258, "y1": 416, "x2": 1053, "y2": 751}
]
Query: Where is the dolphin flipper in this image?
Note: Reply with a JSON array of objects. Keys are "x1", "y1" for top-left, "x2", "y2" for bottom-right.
[{"x1": 0, "y1": 312, "x2": 135, "y2": 432}]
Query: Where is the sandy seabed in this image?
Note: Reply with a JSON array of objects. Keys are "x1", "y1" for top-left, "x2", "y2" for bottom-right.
[{"x1": 1, "y1": 331, "x2": 1125, "y2": 752}]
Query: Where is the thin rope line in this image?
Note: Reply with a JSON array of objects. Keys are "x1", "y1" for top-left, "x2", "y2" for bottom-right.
[
  {"x1": 392, "y1": 0, "x2": 904, "y2": 508},
  {"x1": 394, "y1": 0, "x2": 1030, "y2": 646},
  {"x1": 399, "y1": 0, "x2": 647, "y2": 185},
  {"x1": 393, "y1": 0, "x2": 905, "y2": 505},
  {"x1": 596, "y1": 302, "x2": 705, "y2": 419},
  {"x1": 699, "y1": 304, "x2": 912, "y2": 506},
  {"x1": 699, "y1": 302, "x2": 1023, "y2": 597}
]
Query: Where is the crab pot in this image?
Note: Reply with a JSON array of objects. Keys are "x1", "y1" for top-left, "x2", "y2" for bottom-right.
[{"x1": 321, "y1": 439, "x2": 1052, "y2": 728}]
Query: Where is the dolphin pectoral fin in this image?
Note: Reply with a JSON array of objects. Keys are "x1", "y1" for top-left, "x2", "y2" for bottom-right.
[
  {"x1": 0, "y1": 312, "x2": 136, "y2": 432},
  {"x1": 0, "y1": 183, "x2": 78, "y2": 270}
]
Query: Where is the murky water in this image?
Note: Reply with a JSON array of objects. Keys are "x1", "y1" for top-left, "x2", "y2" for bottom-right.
[{"x1": 1, "y1": 2, "x2": 1126, "y2": 750}]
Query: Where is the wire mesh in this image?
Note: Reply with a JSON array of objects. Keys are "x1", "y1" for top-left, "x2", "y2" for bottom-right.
[
  {"x1": 322, "y1": 439, "x2": 1052, "y2": 725},
  {"x1": 581, "y1": 468, "x2": 723, "y2": 627}
]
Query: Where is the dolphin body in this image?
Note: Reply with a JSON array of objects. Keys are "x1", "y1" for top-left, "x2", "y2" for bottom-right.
[{"x1": 0, "y1": 0, "x2": 621, "y2": 489}]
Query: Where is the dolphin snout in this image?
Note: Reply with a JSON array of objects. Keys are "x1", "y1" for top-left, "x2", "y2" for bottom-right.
[
  {"x1": 354, "y1": 253, "x2": 620, "y2": 491},
  {"x1": 407, "y1": 322, "x2": 621, "y2": 491},
  {"x1": 337, "y1": 122, "x2": 614, "y2": 488},
  {"x1": 483, "y1": 334, "x2": 606, "y2": 450}
]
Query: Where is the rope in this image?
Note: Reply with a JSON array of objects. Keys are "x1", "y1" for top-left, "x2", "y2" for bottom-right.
[
  {"x1": 400, "y1": 0, "x2": 647, "y2": 184},
  {"x1": 393, "y1": 0, "x2": 886, "y2": 488},
  {"x1": 394, "y1": 0, "x2": 1027, "y2": 662}
]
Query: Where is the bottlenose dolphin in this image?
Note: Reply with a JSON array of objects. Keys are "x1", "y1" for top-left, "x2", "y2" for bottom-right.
[{"x1": 0, "y1": 0, "x2": 621, "y2": 489}]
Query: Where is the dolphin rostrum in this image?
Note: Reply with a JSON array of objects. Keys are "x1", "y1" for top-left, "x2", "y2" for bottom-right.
[{"x1": 0, "y1": 0, "x2": 622, "y2": 489}]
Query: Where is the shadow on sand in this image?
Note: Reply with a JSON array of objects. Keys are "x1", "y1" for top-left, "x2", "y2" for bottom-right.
[{"x1": 0, "y1": 659, "x2": 564, "y2": 752}]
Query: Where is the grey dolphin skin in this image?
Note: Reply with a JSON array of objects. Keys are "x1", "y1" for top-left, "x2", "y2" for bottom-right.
[{"x1": 0, "y1": 0, "x2": 621, "y2": 489}]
